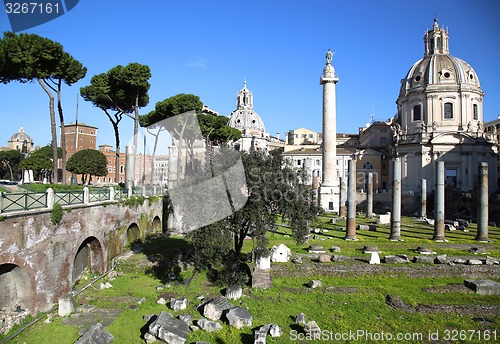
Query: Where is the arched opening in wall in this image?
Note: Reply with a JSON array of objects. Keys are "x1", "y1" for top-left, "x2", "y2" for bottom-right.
[
  {"x1": 126, "y1": 223, "x2": 141, "y2": 246},
  {"x1": 72, "y1": 237, "x2": 104, "y2": 283},
  {"x1": 152, "y1": 216, "x2": 161, "y2": 233},
  {"x1": 0, "y1": 264, "x2": 32, "y2": 312}
]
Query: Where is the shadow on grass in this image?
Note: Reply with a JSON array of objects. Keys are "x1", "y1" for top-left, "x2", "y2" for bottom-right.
[
  {"x1": 240, "y1": 333, "x2": 254, "y2": 344},
  {"x1": 138, "y1": 234, "x2": 195, "y2": 284},
  {"x1": 139, "y1": 315, "x2": 157, "y2": 340}
]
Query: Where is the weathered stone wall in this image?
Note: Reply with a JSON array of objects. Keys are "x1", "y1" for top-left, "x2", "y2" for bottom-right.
[{"x1": 0, "y1": 199, "x2": 162, "y2": 314}]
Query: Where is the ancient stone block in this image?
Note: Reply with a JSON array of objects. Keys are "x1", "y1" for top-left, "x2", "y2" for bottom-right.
[
  {"x1": 252, "y1": 268, "x2": 272, "y2": 289},
  {"x1": 308, "y1": 244, "x2": 325, "y2": 253},
  {"x1": 269, "y1": 324, "x2": 282, "y2": 337},
  {"x1": 413, "y1": 256, "x2": 434, "y2": 264},
  {"x1": 307, "y1": 280, "x2": 322, "y2": 288},
  {"x1": 197, "y1": 318, "x2": 222, "y2": 332},
  {"x1": 377, "y1": 213, "x2": 391, "y2": 225},
  {"x1": 203, "y1": 297, "x2": 233, "y2": 321},
  {"x1": 270, "y1": 244, "x2": 291, "y2": 262},
  {"x1": 58, "y1": 293, "x2": 76, "y2": 317},
  {"x1": 295, "y1": 313, "x2": 306, "y2": 324},
  {"x1": 318, "y1": 254, "x2": 331, "y2": 263},
  {"x1": 226, "y1": 306, "x2": 252, "y2": 329},
  {"x1": 464, "y1": 280, "x2": 500, "y2": 295},
  {"x1": 304, "y1": 321, "x2": 321, "y2": 339},
  {"x1": 178, "y1": 314, "x2": 192, "y2": 326},
  {"x1": 369, "y1": 252, "x2": 380, "y2": 265},
  {"x1": 225, "y1": 284, "x2": 243, "y2": 300},
  {"x1": 170, "y1": 297, "x2": 188, "y2": 311},
  {"x1": 74, "y1": 323, "x2": 114, "y2": 344},
  {"x1": 148, "y1": 311, "x2": 189, "y2": 344}
]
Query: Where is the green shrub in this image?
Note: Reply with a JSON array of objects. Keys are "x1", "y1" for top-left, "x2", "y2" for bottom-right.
[{"x1": 51, "y1": 203, "x2": 63, "y2": 225}]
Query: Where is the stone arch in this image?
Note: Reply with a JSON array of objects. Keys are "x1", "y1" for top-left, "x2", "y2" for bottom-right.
[
  {"x1": 126, "y1": 222, "x2": 141, "y2": 245},
  {"x1": 152, "y1": 216, "x2": 161, "y2": 233},
  {"x1": 72, "y1": 236, "x2": 104, "y2": 283},
  {"x1": 0, "y1": 263, "x2": 33, "y2": 312}
]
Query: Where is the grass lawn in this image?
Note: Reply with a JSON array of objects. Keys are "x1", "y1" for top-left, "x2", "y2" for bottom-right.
[{"x1": 4, "y1": 215, "x2": 500, "y2": 344}]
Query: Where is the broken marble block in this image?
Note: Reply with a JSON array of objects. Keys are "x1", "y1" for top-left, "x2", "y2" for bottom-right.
[
  {"x1": 170, "y1": 297, "x2": 188, "y2": 311},
  {"x1": 225, "y1": 284, "x2": 243, "y2": 300},
  {"x1": 74, "y1": 323, "x2": 114, "y2": 344},
  {"x1": 226, "y1": 306, "x2": 252, "y2": 329},
  {"x1": 197, "y1": 318, "x2": 222, "y2": 332},
  {"x1": 203, "y1": 297, "x2": 233, "y2": 321},
  {"x1": 147, "y1": 311, "x2": 189, "y2": 344}
]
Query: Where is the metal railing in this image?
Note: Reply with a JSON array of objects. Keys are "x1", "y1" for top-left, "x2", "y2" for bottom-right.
[
  {"x1": 88, "y1": 189, "x2": 109, "y2": 203},
  {"x1": 54, "y1": 191, "x2": 84, "y2": 206},
  {"x1": 1, "y1": 192, "x2": 46, "y2": 212},
  {"x1": 0, "y1": 186, "x2": 164, "y2": 214}
]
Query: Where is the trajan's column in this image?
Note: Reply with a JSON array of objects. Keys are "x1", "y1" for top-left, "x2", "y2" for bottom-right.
[{"x1": 319, "y1": 49, "x2": 340, "y2": 212}]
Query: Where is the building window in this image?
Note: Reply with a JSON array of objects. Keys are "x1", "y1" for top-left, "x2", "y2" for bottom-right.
[
  {"x1": 363, "y1": 162, "x2": 373, "y2": 169},
  {"x1": 413, "y1": 104, "x2": 421, "y2": 121},
  {"x1": 473, "y1": 104, "x2": 478, "y2": 120},
  {"x1": 380, "y1": 137, "x2": 387, "y2": 145},
  {"x1": 120, "y1": 165, "x2": 124, "y2": 174},
  {"x1": 444, "y1": 102, "x2": 453, "y2": 119},
  {"x1": 297, "y1": 160, "x2": 301, "y2": 166},
  {"x1": 308, "y1": 134, "x2": 313, "y2": 138},
  {"x1": 80, "y1": 129, "x2": 83, "y2": 133},
  {"x1": 302, "y1": 134, "x2": 307, "y2": 138}
]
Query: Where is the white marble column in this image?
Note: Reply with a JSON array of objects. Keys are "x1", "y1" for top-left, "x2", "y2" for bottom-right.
[{"x1": 319, "y1": 52, "x2": 340, "y2": 212}]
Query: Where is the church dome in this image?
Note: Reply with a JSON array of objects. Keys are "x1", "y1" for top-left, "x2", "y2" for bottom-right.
[
  {"x1": 228, "y1": 81, "x2": 266, "y2": 135},
  {"x1": 9, "y1": 126, "x2": 33, "y2": 144},
  {"x1": 396, "y1": 19, "x2": 484, "y2": 135},
  {"x1": 399, "y1": 53, "x2": 481, "y2": 98},
  {"x1": 399, "y1": 19, "x2": 481, "y2": 98}
]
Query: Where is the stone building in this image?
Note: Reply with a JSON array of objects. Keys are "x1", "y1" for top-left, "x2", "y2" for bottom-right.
[
  {"x1": 7, "y1": 126, "x2": 34, "y2": 152},
  {"x1": 62, "y1": 122, "x2": 98, "y2": 183},
  {"x1": 357, "y1": 120, "x2": 392, "y2": 191},
  {"x1": 96, "y1": 144, "x2": 126, "y2": 184},
  {"x1": 63, "y1": 122, "x2": 97, "y2": 155},
  {"x1": 228, "y1": 81, "x2": 270, "y2": 152},
  {"x1": 394, "y1": 19, "x2": 497, "y2": 193},
  {"x1": 485, "y1": 117, "x2": 500, "y2": 188},
  {"x1": 287, "y1": 128, "x2": 322, "y2": 146}
]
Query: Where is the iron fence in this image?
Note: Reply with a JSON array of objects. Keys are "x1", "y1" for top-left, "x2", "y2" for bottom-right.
[
  {"x1": 0, "y1": 192, "x2": 47, "y2": 213},
  {"x1": 89, "y1": 189, "x2": 109, "y2": 203},
  {"x1": 0, "y1": 186, "x2": 163, "y2": 213},
  {"x1": 53, "y1": 191, "x2": 84, "y2": 206}
]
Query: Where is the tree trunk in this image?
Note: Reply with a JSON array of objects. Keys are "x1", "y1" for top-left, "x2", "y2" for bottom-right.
[
  {"x1": 38, "y1": 78, "x2": 58, "y2": 183},
  {"x1": 133, "y1": 93, "x2": 139, "y2": 161},
  {"x1": 113, "y1": 123, "x2": 120, "y2": 183},
  {"x1": 57, "y1": 80, "x2": 67, "y2": 184}
]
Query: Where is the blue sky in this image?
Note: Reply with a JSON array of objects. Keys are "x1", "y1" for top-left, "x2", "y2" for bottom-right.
[{"x1": 1, "y1": 0, "x2": 499, "y2": 154}]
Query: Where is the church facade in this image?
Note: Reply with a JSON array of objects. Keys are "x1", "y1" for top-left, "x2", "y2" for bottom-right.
[{"x1": 394, "y1": 19, "x2": 497, "y2": 194}]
